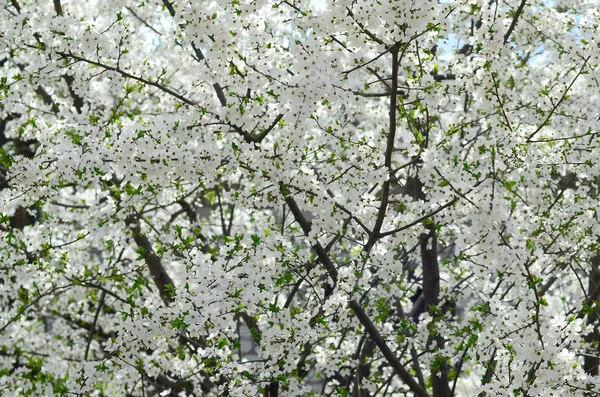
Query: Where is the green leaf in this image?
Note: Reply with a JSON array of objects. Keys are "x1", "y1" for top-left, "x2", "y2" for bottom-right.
[
  {"x1": 135, "y1": 246, "x2": 146, "y2": 260},
  {"x1": 250, "y1": 327, "x2": 261, "y2": 342},
  {"x1": 170, "y1": 317, "x2": 189, "y2": 330},
  {"x1": 504, "y1": 180, "x2": 517, "y2": 191}
]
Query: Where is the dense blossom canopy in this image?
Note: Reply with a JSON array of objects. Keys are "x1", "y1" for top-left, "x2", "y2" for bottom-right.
[{"x1": 1, "y1": 0, "x2": 600, "y2": 396}]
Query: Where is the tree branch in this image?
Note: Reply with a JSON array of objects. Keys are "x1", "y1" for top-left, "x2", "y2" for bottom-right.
[
  {"x1": 349, "y1": 299, "x2": 430, "y2": 397},
  {"x1": 279, "y1": 183, "x2": 338, "y2": 284},
  {"x1": 526, "y1": 56, "x2": 589, "y2": 142},
  {"x1": 57, "y1": 51, "x2": 197, "y2": 106},
  {"x1": 53, "y1": 0, "x2": 63, "y2": 16},
  {"x1": 379, "y1": 198, "x2": 457, "y2": 238},
  {"x1": 84, "y1": 290, "x2": 106, "y2": 360},
  {"x1": 420, "y1": 224, "x2": 451, "y2": 397},
  {"x1": 126, "y1": 215, "x2": 175, "y2": 304},
  {"x1": 10, "y1": 0, "x2": 21, "y2": 13},
  {"x1": 161, "y1": 0, "x2": 176, "y2": 17},
  {"x1": 584, "y1": 254, "x2": 600, "y2": 375},
  {"x1": 229, "y1": 113, "x2": 284, "y2": 144},
  {"x1": 503, "y1": 0, "x2": 527, "y2": 45},
  {"x1": 364, "y1": 43, "x2": 402, "y2": 253},
  {"x1": 125, "y1": 6, "x2": 162, "y2": 36}
]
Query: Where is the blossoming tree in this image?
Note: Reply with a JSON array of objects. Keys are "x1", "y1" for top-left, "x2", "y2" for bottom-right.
[{"x1": 1, "y1": 0, "x2": 599, "y2": 395}]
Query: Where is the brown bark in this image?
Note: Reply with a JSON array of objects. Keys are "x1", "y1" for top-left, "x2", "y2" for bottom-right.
[
  {"x1": 263, "y1": 381, "x2": 279, "y2": 397},
  {"x1": 9, "y1": 206, "x2": 36, "y2": 229},
  {"x1": 352, "y1": 339, "x2": 376, "y2": 397},
  {"x1": 584, "y1": 254, "x2": 600, "y2": 375},
  {"x1": 421, "y1": 224, "x2": 451, "y2": 397},
  {"x1": 349, "y1": 299, "x2": 431, "y2": 397},
  {"x1": 126, "y1": 215, "x2": 175, "y2": 304}
]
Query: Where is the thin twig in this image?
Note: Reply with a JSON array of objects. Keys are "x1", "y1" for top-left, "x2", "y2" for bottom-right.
[
  {"x1": 503, "y1": 0, "x2": 527, "y2": 44},
  {"x1": 527, "y1": 56, "x2": 590, "y2": 141},
  {"x1": 84, "y1": 290, "x2": 106, "y2": 360},
  {"x1": 57, "y1": 51, "x2": 197, "y2": 106}
]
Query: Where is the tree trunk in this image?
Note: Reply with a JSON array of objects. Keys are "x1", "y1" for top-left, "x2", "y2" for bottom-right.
[
  {"x1": 421, "y1": 224, "x2": 451, "y2": 397},
  {"x1": 584, "y1": 254, "x2": 600, "y2": 375}
]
